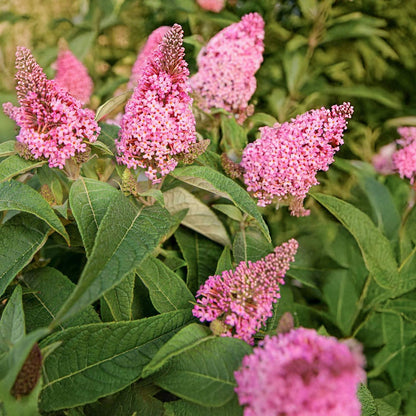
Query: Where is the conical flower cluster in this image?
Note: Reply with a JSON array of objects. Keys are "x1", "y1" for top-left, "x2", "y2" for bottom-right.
[
  {"x1": 3, "y1": 47, "x2": 99, "y2": 169},
  {"x1": 392, "y1": 127, "x2": 416, "y2": 184},
  {"x1": 53, "y1": 47, "x2": 93, "y2": 104},
  {"x1": 241, "y1": 103, "x2": 353, "y2": 216},
  {"x1": 235, "y1": 328, "x2": 365, "y2": 416},
  {"x1": 116, "y1": 24, "x2": 196, "y2": 183},
  {"x1": 190, "y1": 13, "x2": 264, "y2": 123},
  {"x1": 193, "y1": 239, "x2": 298, "y2": 344}
]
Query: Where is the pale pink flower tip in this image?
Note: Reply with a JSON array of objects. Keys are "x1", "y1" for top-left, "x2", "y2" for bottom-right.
[
  {"x1": 192, "y1": 239, "x2": 298, "y2": 345},
  {"x1": 235, "y1": 328, "x2": 366, "y2": 416},
  {"x1": 116, "y1": 24, "x2": 197, "y2": 183},
  {"x1": 3, "y1": 47, "x2": 100, "y2": 169},
  {"x1": 392, "y1": 127, "x2": 416, "y2": 184},
  {"x1": 197, "y1": 0, "x2": 225, "y2": 13},
  {"x1": 54, "y1": 48, "x2": 93, "y2": 104},
  {"x1": 128, "y1": 26, "x2": 171, "y2": 89},
  {"x1": 190, "y1": 13, "x2": 264, "y2": 123},
  {"x1": 241, "y1": 103, "x2": 354, "y2": 216},
  {"x1": 372, "y1": 143, "x2": 396, "y2": 175}
]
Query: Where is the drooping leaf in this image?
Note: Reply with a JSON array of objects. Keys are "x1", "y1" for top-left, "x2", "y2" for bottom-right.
[
  {"x1": 69, "y1": 177, "x2": 119, "y2": 257},
  {"x1": 171, "y1": 166, "x2": 270, "y2": 242},
  {"x1": 0, "y1": 180, "x2": 69, "y2": 244},
  {"x1": 164, "y1": 187, "x2": 230, "y2": 246},
  {"x1": 0, "y1": 155, "x2": 46, "y2": 182},
  {"x1": 136, "y1": 257, "x2": 194, "y2": 314},
  {"x1": 0, "y1": 141, "x2": 17, "y2": 158},
  {"x1": 212, "y1": 204, "x2": 243, "y2": 222},
  {"x1": 0, "y1": 214, "x2": 50, "y2": 298},
  {"x1": 39, "y1": 309, "x2": 193, "y2": 411},
  {"x1": 53, "y1": 194, "x2": 173, "y2": 326},
  {"x1": 95, "y1": 91, "x2": 132, "y2": 122}
]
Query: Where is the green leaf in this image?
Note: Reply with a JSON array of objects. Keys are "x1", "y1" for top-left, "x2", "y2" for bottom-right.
[
  {"x1": 89, "y1": 140, "x2": 114, "y2": 156},
  {"x1": 95, "y1": 91, "x2": 132, "y2": 122},
  {"x1": 69, "y1": 177, "x2": 119, "y2": 257},
  {"x1": 358, "y1": 384, "x2": 378, "y2": 416},
  {"x1": 171, "y1": 166, "x2": 270, "y2": 242},
  {"x1": 0, "y1": 214, "x2": 50, "y2": 298},
  {"x1": 165, "y1": 396, "x2": 242, "y2": 415},
  {"x1": 0, "y1": 286, "x2": 25, "y2": 356},
  {"x1": 39, "y1": 309, "x2": 193, "y2": 411},
  {"x1": 220, "y1": 114, "x2": 247, "y2": 154},
  {"x1": 97, "y1": 123, "x2": 119, "y2": 154},
  {"x1": 233, "y1": 226, "x2": 273, "y2": 264},
  {"x1": 142, "y1": 323, "x2": 210, "y2": 378},
  {"x1": 164, "y1": 187, "x2": 230, "y2": 246},
  {"x1": 0, "y1": 155, "x2": 46, "y2": 182},
  {"x1": 0, "y1": 141, "x2": 16, "y2": 158},
  {"x1": 215, "y1": 247, "x2": 233, "y2": 274},
  {"x1": 136, "y1": 257, "x2": 194, "y2": 314},
  {"x1": 0, "y1": 180, "x2": 69, "y2": 244},
  {"x1": 54, "y1": 194, "x2": 173, "y2": 325},
  {"x1": 212, "y1": 204, "x2": 243, "y2": 222},
  {"x1": 175, "y1": 228, "x2": 223, "y2": 294},
  {"x1": 102, "y1": 272, "x2": 135, "y2": 322},
  {"x1": 312, "y1": 194, "x2": 399, "y2": 291},
  {"x1": 153, "y1": 336, "x2": 251, "y2": 407},
  {"x1": 21, "y1": 267, "x2": 100, "y2": 332}
]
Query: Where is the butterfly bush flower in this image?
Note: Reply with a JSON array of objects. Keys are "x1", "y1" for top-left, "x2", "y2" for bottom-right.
[
  {"x1": 190, "y1": 13, "x2": 264, "y2": 123},
  {"x1": 234, "y1": 328, "x2": 366, "y2": 416},
  {"x1": 3, "y1": 47, "x2": 99, "y2": 169},
  {"x1": 116, "y1": 24, "x2": 196, "y2": 183},
  {"x1": 241, "y1": 103, "x2": 353, "y2": 216},
  {"x1": 193, "y1": 239, "x2": 298, "y2": 344},
  {"x1": 53, "y1": 47, "x2": 93, "y2": 104},
  {"x1": 372, "y1": 143, "x2": 396, "y2": 175},
  {"x1": 196, "y1": 0, "x2": 225, "y2": 13},
  {"x1": 392, "y1": 127, "x2": 416, "y2": 184},
  {"x1": 128, "y1": 26, "x2": 170, "y2": 89}
]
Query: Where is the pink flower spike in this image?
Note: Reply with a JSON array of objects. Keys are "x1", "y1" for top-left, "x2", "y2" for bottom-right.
[
  {"x1": 53, "y1": 47, "x2": 93, "y2": 105},
  {"x1": 116, "y1": 24, "x2": 197, "y2": 183},
  {"x1": 241, "y1": 103, "x2": 354, "y2": 216},
  {"x1": 190, "y1": 13, "x2": 264, "y2": 123},
  {"x1": 128, "y1": 26, "x2": 171, "y2": 89},
  {"x1": 2, "y1": 47, "x2": 100, "y2": 169},
  {"x1": 192, "y1": 239, "x2": 298, "y2": 345},
  {"x1": 234, "y1": 328, "x2": 366, "y2": 416},
  {"x1": 197, "y1": 0, "x2": 225, "y2": 13},
  {"x1": 392, "y1": 127, "x2": 416, "y2": 184}
]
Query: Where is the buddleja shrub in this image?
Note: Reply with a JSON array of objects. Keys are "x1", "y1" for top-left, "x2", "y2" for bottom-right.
[{"x1": 1, "y1": 10, "x2": 416, "y2": 416}]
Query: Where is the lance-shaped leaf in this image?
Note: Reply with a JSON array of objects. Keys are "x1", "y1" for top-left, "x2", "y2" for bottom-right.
[
  {"x1": 171, "y1": 166, "x2": 270, "y2": 242},
  {"x1": 53, "y1": 194, "x2": 173, "y2": 325},
  {"x1": 69, "y1": 177, "x2": 119, "y2": 256},
  {"x1": 0, "y1": 214, "x2": 50, "y2": 298},
  {"x1": 0, "y1": 155, "x2": 46, "y2": 182},
  {"x1": 40, "y1": 309, "x2": 193, "y2": 411},
  {"x1": 0, "y1": 141, "x2": 17, "y2": 158},
  {"x1": 0, "y1": 180, "x2": 69, "y2": 244},
  {"x1": 312, "y1": 193, "x2": 399, "y2": 291},
  {"x1": 164, "y1": 187, "x2": 230, "y2": 246},
  {"x1": 137, "y1": 257, "x2": 194, "y2": 314}
]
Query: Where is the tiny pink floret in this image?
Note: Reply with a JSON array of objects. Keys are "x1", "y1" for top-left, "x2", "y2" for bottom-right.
[
  {"x1": 54, "y1": 48, "x2": 93, "y2": 105},
  {"x1": 241, "y1": 103, "x2": 353, "y2": 216},
  {"x1": 3, "y1": 47, "x2": 99, "y2": 169},
  {"x1": 116, "y1": 24, "x2": 196, "y2": 183},
  {"x1": 234, "y1": 327, "x2": 366, "y2": 416},
  {"x1": 190, "y1": 13, "x2": 264, "y2": 122},
  {"x1": 192, "y1": 239, "x2": 298, "y2": 344},
  {"x1": 392, "y1": 127, "x2": 416, "y2": 184}
]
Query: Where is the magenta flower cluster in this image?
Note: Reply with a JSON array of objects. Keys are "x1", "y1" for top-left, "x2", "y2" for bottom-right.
[
  {"x1": 190, "y1": 13, "x2": 264, "y2": 122},
  {"x1": 3, "y1": 47, "x2": 99, "y2": 169},
  {"x1": 193, "y1": 239, "x2": 298, "y2": 344},
  {"x1": 234, "y1": 328, "x2": 365, "y2": 416},
  {"x1": 53, "y1": 48, "x2": 93, "y2": 105},
  {"x1": 241, "y1": 103, "x2": 354, "y2": 216},
  {"x1": 392, "y1": 127, "x2": 416, "y2": 184},
  {"x1": 116, "y1": 24, "x2": 197, "y2": 183},
  {"x1": 128, "y1": 26, "x2": 170, "y2": 89}
]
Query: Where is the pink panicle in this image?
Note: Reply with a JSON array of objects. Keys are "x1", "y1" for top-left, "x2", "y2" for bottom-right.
[
  {"x1": 196, "y1": 0, "x2": 225, "y2": 13},
  {"x1": 53, "y1": 48, "x2": 93, "y2": 105},
  {"x1": 192, "y1": 239, "x2": 298, "y2": 345},
  {"x1": 3, "y1": 47, "x2": 99, "y2": 169},
  {"x1": 241, "y1": 103, "x2": 353, "y2": 216},
  {"x1": 190, "y1": 13, "x2": 264, "y2": 123},
  {"x1": 116, "y1": 24, "x2": 196, "y2": 183},
  {"x1": 392, "y1": 127, "x2": 416, "y2": 184},
  {"x1": 234, "y1": 328, "x2": 366, "y2": 416},
  {"x1": 128, "y1": 26, "x2": 171, "y2": 89}
]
